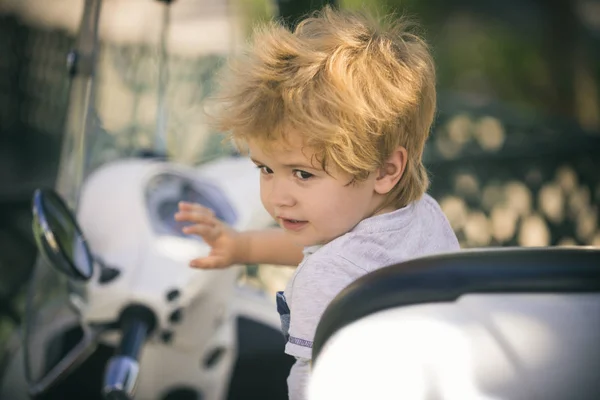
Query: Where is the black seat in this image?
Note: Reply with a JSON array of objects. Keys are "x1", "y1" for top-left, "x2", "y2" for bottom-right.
[{"x1": 312, "y1": 246, "x2": 600, "y2": 361}]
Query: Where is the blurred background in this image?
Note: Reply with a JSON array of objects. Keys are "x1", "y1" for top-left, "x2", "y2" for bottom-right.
[{"x1": 0, "y1": 0, "x2": 599, "y2": 375}]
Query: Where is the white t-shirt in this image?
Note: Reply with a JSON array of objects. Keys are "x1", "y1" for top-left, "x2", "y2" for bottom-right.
[{"x1": 276, "y1": 194, "x2": 461, "y2": 400}]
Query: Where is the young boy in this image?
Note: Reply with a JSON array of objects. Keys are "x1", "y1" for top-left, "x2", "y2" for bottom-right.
[{"x1": 175, "y1": 6, "x2": 459, "y2": 400}]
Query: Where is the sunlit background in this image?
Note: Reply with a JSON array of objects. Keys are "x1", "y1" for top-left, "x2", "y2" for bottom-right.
[{"x1": 1, "y1": 0, "x2": 599, "y2": 369}]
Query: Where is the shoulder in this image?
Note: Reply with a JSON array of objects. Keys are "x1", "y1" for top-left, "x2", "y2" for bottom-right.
[
  {"x1": 411, "y1": 194, "x2": 459, "y2": 250},
  {"x1": 418, "y1": 193, "x2": 451, "y2": 221},
  {"x1": 324, "y1": 231, "x2": 393, "y2": 272},
  {"x1": 286, "y1": 246, "x2": 369, "y2": 312},
  {"x1": 295, "y1": 248, "x2": 369, "y2": 288},
  {"x1": 324, "y1": 194, "x2": 459, "y2": 271},
  {"x1": 286, "y1": 252, "x2": 370, "y2": 358},
  {"x1": 289, "y1": 247, "x2": 371, "y2": 314}
]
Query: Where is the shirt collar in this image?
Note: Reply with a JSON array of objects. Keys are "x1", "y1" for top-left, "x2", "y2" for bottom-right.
[
  {"x1": 301, "y1": 200, "x2": 416, "y2": 255},
  {"x1": 303, "y1": 245, "x2": 323, "y2": 257},
  {"x1": 350, "y1": 201, "x2": 415, "y2": 234}
]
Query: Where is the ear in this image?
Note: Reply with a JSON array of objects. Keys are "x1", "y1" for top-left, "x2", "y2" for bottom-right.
[{"x1": 374, "y1": 146, "x2": 408, "y2": 195}]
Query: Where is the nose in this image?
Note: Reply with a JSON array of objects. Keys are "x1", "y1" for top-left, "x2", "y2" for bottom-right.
[{"x1": 263, "y1": 176, "x2": 296, "y2": 208}]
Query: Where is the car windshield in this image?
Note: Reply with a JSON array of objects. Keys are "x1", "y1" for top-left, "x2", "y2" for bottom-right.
[
  {"x1": 19, "y1": 0, "x2": 244, "y2": 389},
  {"x1": 55, "y1": 0, "x2": 239, "y2": 206}
]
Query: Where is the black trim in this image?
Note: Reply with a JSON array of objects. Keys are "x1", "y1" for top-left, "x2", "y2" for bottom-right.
[
  {"x1": 312, "y1": 247, "x2": 600, "y2": 361},
  {"x1": 226, "y1": 317, "x2": 294, "y2": 400},
  {"x1": 31, "y1": 188, "x2": 94, "y2": 281}
]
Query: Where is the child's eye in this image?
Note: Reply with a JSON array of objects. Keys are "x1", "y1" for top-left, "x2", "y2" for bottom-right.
[
  {"x1": 293, "y1": 170, "x2": 314, "y2": 180},
  {"x1": 256, "y1": 165, "x2": 273, "y2": 175}
]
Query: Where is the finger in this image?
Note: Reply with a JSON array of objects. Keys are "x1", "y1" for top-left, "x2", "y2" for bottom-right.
[
  {"x1": 182, "y1": 224, "x2": 221, "y2": 241},
  {"x1": 178, "y1": 201, "x2": 195, "y2": 208},
  {"x1": 189, "y1": 256, "x2": 225, "y2": 269},
  {"x1": 178, "y1": 202, "x2": 215, "y2": 217},
  {"x1": 175, "y1": 211, "x2": 217, "y2": 225},
  {"x1": 178, "y1": 202, "x2": 202, "y2": 212}
]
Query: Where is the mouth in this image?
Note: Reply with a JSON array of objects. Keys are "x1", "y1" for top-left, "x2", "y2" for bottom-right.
[{"x1": 279, "y1": 218, "x2": 308, "y2": 232}]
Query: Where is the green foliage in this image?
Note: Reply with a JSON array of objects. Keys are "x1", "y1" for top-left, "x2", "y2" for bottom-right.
[{"x1": 233, "y1": 0, "x2": 276, "y2": 35}]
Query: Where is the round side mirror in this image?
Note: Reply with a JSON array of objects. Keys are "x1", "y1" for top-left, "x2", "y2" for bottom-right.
[{"x1": 32, "y1": 189, "x2": 94, "y2": 281}]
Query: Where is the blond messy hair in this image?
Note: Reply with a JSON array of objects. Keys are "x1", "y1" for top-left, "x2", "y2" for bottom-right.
[{"x1": 210, "y1": 6, "x2": 436, "y2": 209}]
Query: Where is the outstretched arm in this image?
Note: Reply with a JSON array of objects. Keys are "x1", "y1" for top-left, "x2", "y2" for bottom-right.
[
  {"x1": 238, "y1": 228, "x2": 304, "y2": 267},
  {"x1": 175, "y1": 201, "x2": 303, "y2": 268}
]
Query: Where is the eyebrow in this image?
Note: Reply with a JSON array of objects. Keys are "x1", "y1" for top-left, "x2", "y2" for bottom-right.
[{"x1": 250, "y1": 157, "x2": 319, "y2": 171}]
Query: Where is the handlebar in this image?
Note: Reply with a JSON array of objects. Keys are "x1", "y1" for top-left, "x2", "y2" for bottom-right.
[{"x1": 103, "y1": 305, "x2": 156, "y2": 400}]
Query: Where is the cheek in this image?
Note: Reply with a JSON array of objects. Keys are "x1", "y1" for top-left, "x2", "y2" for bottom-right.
[
  {"x1": 323, "y1": 187, "x2": 372, "y2": 221},
  {"x1": 310, "y1": 189, "x2": 359, "y2": 222},
  {"x1": 259, "y1": 179, "x2": 271, "y2": 212}
]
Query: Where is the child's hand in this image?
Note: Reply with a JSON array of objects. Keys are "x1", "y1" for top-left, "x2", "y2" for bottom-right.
[{"x1": 175, "y1": 202, "x2": 243, "y2": 269}]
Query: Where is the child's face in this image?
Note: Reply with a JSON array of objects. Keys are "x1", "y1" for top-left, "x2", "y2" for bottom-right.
[{"x1": 248, "y1": 135, "x2": 382, "y2": 247}]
